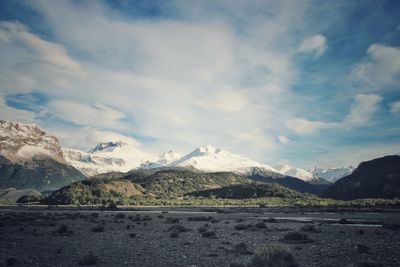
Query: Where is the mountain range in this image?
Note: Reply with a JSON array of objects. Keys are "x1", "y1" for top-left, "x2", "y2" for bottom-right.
[{"x1": 1, "y1": 120, "x2": 398, "y2": 203}]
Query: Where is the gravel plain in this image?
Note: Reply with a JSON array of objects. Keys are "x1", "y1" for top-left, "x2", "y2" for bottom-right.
[{"x1": 0, "y1": 207, "x2": 399, "y2": 267}]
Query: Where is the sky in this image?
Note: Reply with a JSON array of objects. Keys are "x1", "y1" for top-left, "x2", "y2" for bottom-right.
[{"x1": 0, "y1": 0, "x2": 400, "y2": 169}]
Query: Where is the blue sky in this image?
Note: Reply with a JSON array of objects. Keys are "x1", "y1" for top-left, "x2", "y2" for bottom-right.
[{"x1": 0, "y1": 0, "x2": 399, "y2": 168}]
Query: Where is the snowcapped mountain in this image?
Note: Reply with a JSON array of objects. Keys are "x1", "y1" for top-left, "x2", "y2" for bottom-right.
[
  {"x1": 139, "y1": 150, "x2": 182, "y2": 169},
  {"x1": 167, "y1": 144, "x2": 281, "y2": 175},
  {"x1": 63, "y1": 142, "x2": 181, "y2": 176},
  {"x1": 0, "y1": 120, "x2": 65, "y2": 164},
  {"x1": 274, "y1": 164, "x2": 317, "y2": 182},
  {"x1": 63, "y1": 141, "x2": 157, "y2": 176},
  {"x1": 0, "y1": 120, "x2": 85, "y2": 191},
  {"x1": 310, "y1": 166, "x2": 354, "y2": 182}
]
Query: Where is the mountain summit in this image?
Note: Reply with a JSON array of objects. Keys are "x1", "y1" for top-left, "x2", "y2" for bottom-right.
[
  {"x1": 0, "y1": 121, "x2": 85, "y2": 191},
  {"x1": 168, "y1": 144, "x2": 280, "y2": 174}
]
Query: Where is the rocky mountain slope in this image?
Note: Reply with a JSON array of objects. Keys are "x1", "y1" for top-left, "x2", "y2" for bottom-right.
[
  {"x1": 323, "y1": 155, "x2": 400, "y2": 200},
  {"x1": 0, "y1": 121, "x2": 85, "y2": 191}
]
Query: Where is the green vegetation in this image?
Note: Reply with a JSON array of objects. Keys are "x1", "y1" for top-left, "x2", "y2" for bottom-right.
[
  {"x1": 281, "y1": 231, "x2": 313, "y2": 244},
  {"x1": 42, "y1": 170, "x2": 400, "y2": 207},
  {"x1": 248, "y1": 245, "x2": 298, "y2": 267},
  {"x1": 78, "y1": 252, "x2": 98, "y2": 265}
]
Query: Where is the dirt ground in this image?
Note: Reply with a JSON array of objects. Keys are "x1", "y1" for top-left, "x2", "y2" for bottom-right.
[{"x1": 0, "y1": 207, "x2": 399, "y2": 267}]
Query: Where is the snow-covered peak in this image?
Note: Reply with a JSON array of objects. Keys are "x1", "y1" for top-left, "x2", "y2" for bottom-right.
[
  {"x1": 310, "y1": 166, "x2": 354, "y2": 182},
  {"x1": 0, "y1": 120, "x2": 65, "y2": 163},
  {"x1": 274, "y1": 164, "x2": 317, "y2": 182},
  {"x1": 168, "y1": 145, "x2": 280, "y2": 174},
  {"x1": 64, "y1": 141, "x2": 158, "y2": 176},
  {"x1": 159, "y1": 150, "x2": 182, "y2": 164}
]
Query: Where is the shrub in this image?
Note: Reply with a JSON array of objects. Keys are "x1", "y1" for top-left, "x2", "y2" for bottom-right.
[
  {"x1": 282, "y1": 231, "x2": 313, "y2": 244},
  {"x1": 168, "y1": 224, "x2": 189, "y2": 233},
  {"x1": 197, "y1": 225, "x2": 208, "y2": 233},
  {"x1": 129, "y1": 233, "x2": 136, "y2": 238},
  {"x1": 142, "y1": 215, "x2": 152, "y2": 221},
  {"x1": 5, "y1": 257, "x2": 18, "y2": 266},
  {"x1": 165, "y1": 217, "x2": 180, "y2": 224},
  {"x1": 300, "y1": 224, "x2": 318, "y2": 233},
  {"x1": 354, "y1": 261, "x2": 383, "y2": 267},
  {"x1": 383, "y1": 222, "x2": 400, "y2": 231},
  {"x1": 170, "y1": 231, "x2": 179, "y2": 238},
  {"x1": 357, "y1": 244, "x2": 370, "y2": 254},
  {"x1": 57, "y1": 224, "x2": 68, "y2": 234},
  {"x1": 255, "y1": 222, "x2": 267, "y2": 229},
  {"x1": 264, "y1": 217, "x2": 278, "y2": 223},
  {"x1": 90, "y1": 225, "x2": 105, "y2": 233},
  {"x1": 248, "y1": 245, "x2": 298, "y2": 267},
  {"x1": 233, "y1": 242, "x2": 253, "y2": 255},
  {"x1": 201, "y1": 230, "x2": 216, "y2": 238},
  {"x1": 234, "y1": 224, "x2": 252, "y2": 231},
  {"x1": 79, "y1": 252, "x2": 98, "y2": 265},
  {"x1": 187, "y1": 216, "x2": 214, "y2": 222},
  {"x1": 115, "y1": 213, "x2": 125, "y2": 219}
]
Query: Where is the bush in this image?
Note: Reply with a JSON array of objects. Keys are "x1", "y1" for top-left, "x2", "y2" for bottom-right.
[
  {"x1": 168, "y1": 224, "x2": 189, "y2": 233},
  {"x1": 264, "y1": 217, "x2": 278, "y2": 223},
  {"x1": 234, "y1": 224, "x2": 252, "y2": 230},
  {"x1": 90, "y1": 225, "x2": 105, "y2": 233},
  {"x1": 57, "y1": 224, "x2": 68, "y2": 234},
  {"x1": 233, "y1": 242, "x2": 253, "y2": 255},
  {"x1": 300, "y1": 224, "x2": 318, "y2": 233},
  {"x1": 187, "y1": 216, "x2": 214, "y2": 221},
  {"x1": 248, "y1": 245, "x2": 298, "y2": 267},
  {"x1": 201, "y1": 230, "x2": 216, "y2": 238},
  {"x1": 79, "y1": 252, "x2": 98, "y2": 265},
  {"x1": 282, "y1": 231, "x2": 313, "y2": 244},
  {"x1": 165, "y1": 217, "x2": 180, "y2": 224},
  {"x1": 115, "y1": 213, "x2": 125, "y2": 219},
  {"x1": 129, "y1": 233, "x2": 136, "y2": 238},
  {"x1": 383, "y1": 222, "x2": 399, "y2": 231},
  {"x1": 354, "y1": 261, "x2": 383, "y2": 267},
  {"x1": 255, "y1": 222, "x2": 267, "y2": 229},
  {"x1": 5, "y1": 257, "x2": 18, "y2": 266},
  {"x1": 357, "y1": 244, "x2": 370, "y2": 254}
]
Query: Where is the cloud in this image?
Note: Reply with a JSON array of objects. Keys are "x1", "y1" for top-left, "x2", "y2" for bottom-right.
[
  {"x1": 286, "y1": 118, "x2": 337, "y2": 134},
  {"x1": 0, "y1": 21, "x2": 83, "y2": 75},
  {"x1": 84, "y1": 129, "x2": 141, "y2": 148},
  {"x1": 0, "y1": 93, "x2": 35, "y2": 123},
  {"x1": 351, "y1": 44, "x2": 400, "y2": 90},
  {"x1": 48, "y1": 100, "x2": 126, "y2": 128},
  {"x1": 195, "y1": 91, "x2": 249, "y2": 112},
  {"x1": 278, "y1": 135, "x2": 290, "y2": 145},
  {"x1": 287, "y1": 94, "x2": 382, "y2": 135},
  {"x1": 343, "y1": 94, "x2": 382, "y2": 125},
  {"x1": 390, "y1": 101, "x2": 400, "y2": 115},
  {"x1": 298, "y1": 35, "x2": 327, "y2": 58}
]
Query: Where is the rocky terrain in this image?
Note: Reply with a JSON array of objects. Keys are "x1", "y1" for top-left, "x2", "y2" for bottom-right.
[{"x1": 0, "y1": 207, "x2": 399, "y2": 267}]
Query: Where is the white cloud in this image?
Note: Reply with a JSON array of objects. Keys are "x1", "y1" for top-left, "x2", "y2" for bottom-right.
[
  {"x1": 85, "y1": 129, "x2": 141, "y2": 148},
  {"x1": 286, "y1": 118, "x2": 337, "y2": 134},
  {"x1": 298, "y1": 35, "x2": 327, "y2": 58},
  {"x1": 48, "y1": 100, "x2": 126, "y2": 128},
  {"x1": 287, "y1": 94, "x2": 382, "y2": 135},
  {"x1": 0, "y1": 21, "x2": 84, "y2": 75},
  {"x1": 351, "y1": 44, "x2": 400, "y2": 90},
  {"x1": 278, "y1": 135, "x2": 290, "y2": 145},
  {"x1": 195, "y1": 91, "x2": 249, "y2": 112},
  {"x1": 390, "y1": 101, "x2": 400, "y2": 115},
  {"x1": 343, "y1": 94, "x2": 382, "y2": 125},
  {"x1": 0, "y1": 93, "x2": 35, "y2": 123}
]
